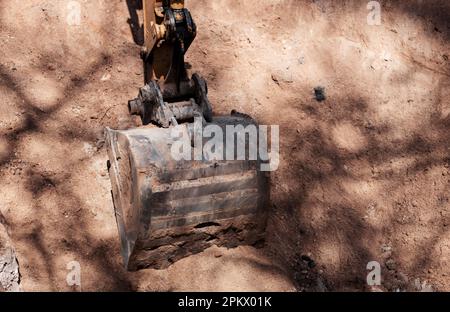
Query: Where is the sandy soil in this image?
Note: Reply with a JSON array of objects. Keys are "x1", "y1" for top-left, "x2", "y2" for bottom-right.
[{"x1": 1, "y1": 0, "x2": 450, "y2": 291}]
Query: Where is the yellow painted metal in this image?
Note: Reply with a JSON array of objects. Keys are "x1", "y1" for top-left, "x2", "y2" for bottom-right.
[
  {"x1": 170, "y1": 0, "x2": 185, "y2": 10},
  {"x1": 143, "y1": 0, "x2": 156, "y2": 53},
  {"x1": 143, "y1": 1, "x2": 166, "y2": 53}
]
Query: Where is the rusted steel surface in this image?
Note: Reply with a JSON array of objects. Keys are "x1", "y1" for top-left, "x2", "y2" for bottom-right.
[{"x1": 106, "y1": 116, "x2": 268, "y2": 270}]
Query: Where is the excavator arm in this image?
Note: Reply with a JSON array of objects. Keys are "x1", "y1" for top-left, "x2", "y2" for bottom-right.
[{"x1": 105, "y1": 0, "x2": 269, "y2": 271}]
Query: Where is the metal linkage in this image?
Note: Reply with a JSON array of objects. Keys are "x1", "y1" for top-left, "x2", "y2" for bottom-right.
[{"x1": 128, "y1": 75, "x2": 212, "y2": 128}]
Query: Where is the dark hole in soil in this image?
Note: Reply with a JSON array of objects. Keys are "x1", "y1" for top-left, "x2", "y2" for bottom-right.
[{"x1": 195, "y1": 222, "x2": 221, "y2": 229}]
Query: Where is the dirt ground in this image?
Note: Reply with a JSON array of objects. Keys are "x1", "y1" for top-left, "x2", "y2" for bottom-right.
[{"x1": 1, "y1": 0, "x2": 450, "y2": 291}]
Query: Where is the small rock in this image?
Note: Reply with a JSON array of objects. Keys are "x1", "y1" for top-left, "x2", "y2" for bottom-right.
[
  {"x1": 271, "y1": 71, "x2": 293, "y2": 85},
  {"x1": 101, "y1": 73, "x2": 111, "y2": 81},
  {"x1": 314, "y1": 87, "x2": 326, "y2": 102},
  {"x1": 385, "y1": 259, "x2": 397, "y2": 271},
  {"x1": 381, "y1": 244, "x2": 392, "y2": 253}
]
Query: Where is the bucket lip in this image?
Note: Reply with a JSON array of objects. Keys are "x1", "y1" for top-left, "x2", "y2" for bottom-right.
[{"x1": 105, "y1": 127, "x2": 137, "y2": 268}]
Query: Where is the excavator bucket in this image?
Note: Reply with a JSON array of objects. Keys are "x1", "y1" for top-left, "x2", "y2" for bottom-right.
[{"x1": 106, "y1": 115, "x2": 269, "y2": 271}]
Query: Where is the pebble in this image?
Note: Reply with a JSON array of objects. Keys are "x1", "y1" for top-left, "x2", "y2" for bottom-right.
[
  {"x1": 101, "y1": 73, "x2": 111, "y2": 81},
  {"x1": 314, "y1": 86, "x2": 326, "y2": 102},
  {"x1": 385, "y1": 259, "x2": 397, "y2": 271}
]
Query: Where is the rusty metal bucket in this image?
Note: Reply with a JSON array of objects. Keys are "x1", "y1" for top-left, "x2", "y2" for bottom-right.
[{"x1": 106, "y1": 115, "x2": 268, "y2": 270}]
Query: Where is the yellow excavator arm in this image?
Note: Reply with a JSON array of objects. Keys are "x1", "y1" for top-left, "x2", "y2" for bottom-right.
[
  {"x1": 142, "y1": 0, "x2": 185, "y2": 56},
  {"x1": 142, "y1": 0, "x2": 161, "y2": 54}
]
